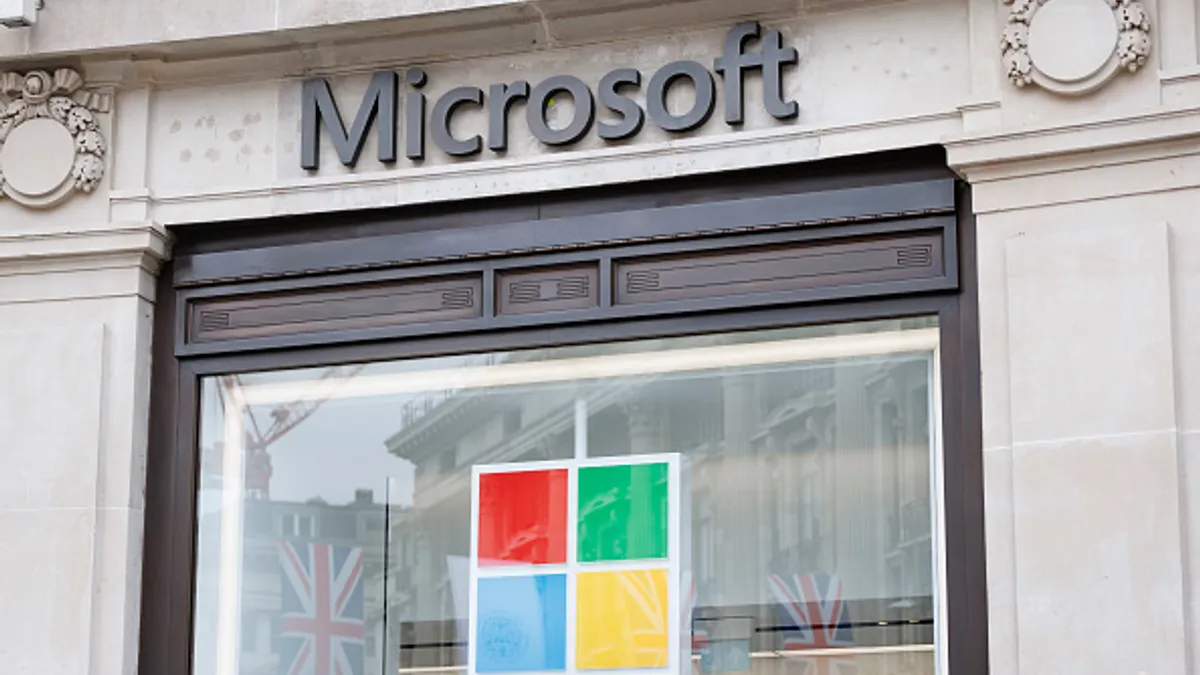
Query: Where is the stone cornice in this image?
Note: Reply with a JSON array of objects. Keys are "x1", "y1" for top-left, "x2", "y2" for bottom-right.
[
  {"x1": 0, "y1": 222, "x2": 171, "y2": 272},
  {"x1": 0, "y1": 223, "x2": 171, "y2": 303},
  {"x1": 0, "y1": 0, "x2": 898, "y2": 70},
  {"x1": 945, "y1": 102, "x2": 1200, "y2": 181},
  {"x1": 946, "y1": 103, "x2": 1200, "y2": 214}
]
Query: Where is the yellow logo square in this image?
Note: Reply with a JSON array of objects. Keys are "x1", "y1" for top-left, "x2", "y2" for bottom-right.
[{"x1": 575, "y1": 569, "x2": 669, "y2": 669}]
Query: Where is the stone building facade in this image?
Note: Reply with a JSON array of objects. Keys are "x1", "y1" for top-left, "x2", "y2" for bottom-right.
[{"x1": 1, "y1": 0, "x2": 1197, "y2": 674}]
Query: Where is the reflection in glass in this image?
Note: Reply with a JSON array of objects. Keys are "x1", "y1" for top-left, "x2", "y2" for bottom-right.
[
  {"x1": 475, "y1": 575, "x2": 568, "y2": 673},
  {"x1": 193, "y1": 318, "x2": 941, "y2": 675},
  {"x1": 576, "y1": 569, "x2": 670, "y2": 669},
  {"x1": 477, "y1": 470, "x2": 568, "y2": 567},
  {"x1": 577, "y1": 463, "x2": 670, "y2": 563}
]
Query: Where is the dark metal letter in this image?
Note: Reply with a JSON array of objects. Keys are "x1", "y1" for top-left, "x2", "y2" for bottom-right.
[
  {"x1": 596, "y1": 68, "x2": 644, "y2": 141},
  {"x1": 432, "y1": 86, "x2": 485, "y2": 157},
  {"x1": 527, "y1": 75, "x2": 595, "y2": 147},
  {"x1": 713, "y1": 21, "x2": 765, "y2": 126},
  {"x1": 301, "y1": 71, "x2": 398, "y2": 170},
  {"x1": 762, "y1": 29, "x2": 799, "y2": 120},
  {"x1": 646, "y1": 61, "x2": 716, "y2": 133},
  {"x1": 488, "y1": 81, "x2": 530, "y2": 152},
  {"x1": 405, "y1": 68, "x2": 428, "y2": 160}
]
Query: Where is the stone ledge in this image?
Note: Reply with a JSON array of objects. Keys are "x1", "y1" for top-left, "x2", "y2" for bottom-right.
[
  {"x1": 0, "y1": 224, "x2": 171, "y2": 304},
  {"x1": 0, "y1": 0, "x2": 881, "y2": 66},
  {"x1": 945, "y1": 102, "x2": 1200, "y2": 181},
  {"x1": 0, "y1": 223, "x2": 170, "y2": 268}
]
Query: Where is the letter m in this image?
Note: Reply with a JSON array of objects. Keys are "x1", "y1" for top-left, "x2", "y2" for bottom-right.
[{"x1": 301, "y1": 71, "x2": 398, "y2": 170}]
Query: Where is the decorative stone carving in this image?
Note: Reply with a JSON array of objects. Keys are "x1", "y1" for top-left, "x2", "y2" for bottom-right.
[
  {"x1": 1001, "y1": 0, "x2": 1151, "y2": 95},
  {"x1": 0, "y1": 68, "x2": 111, "y2": 209}
]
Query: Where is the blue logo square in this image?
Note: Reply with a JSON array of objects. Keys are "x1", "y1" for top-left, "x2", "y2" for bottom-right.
[{"x1": 475, "y1": 574, "x2": 567, "y2": 673}]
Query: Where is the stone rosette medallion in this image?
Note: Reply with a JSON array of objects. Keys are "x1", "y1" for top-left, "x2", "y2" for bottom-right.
[
  {"x1": 0, "y1": 68, "x2": 111, "y2": 209},
  {"x1": 1002, "y1": 0, "x2": 1151, "y2": 95}
]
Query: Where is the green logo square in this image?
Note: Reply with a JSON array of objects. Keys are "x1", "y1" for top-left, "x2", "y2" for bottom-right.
[{"x1": 577, "y1": 462, "x2": 669, "y2": 562}]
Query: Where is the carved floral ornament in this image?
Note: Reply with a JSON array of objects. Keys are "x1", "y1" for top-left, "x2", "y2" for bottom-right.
[
  {"x1": 1002, "y1": 0, "x2": 1150, "y2": 95},
  {"x1": 0, "y1": 68, "x2": 111, "y2": 209}
]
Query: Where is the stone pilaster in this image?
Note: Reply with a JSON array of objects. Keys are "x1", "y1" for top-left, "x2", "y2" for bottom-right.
[{"x1": 0, "y1": 222, "x2": 169, "y2": 675}]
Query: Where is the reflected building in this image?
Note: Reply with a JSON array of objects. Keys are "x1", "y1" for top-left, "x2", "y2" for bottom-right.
[
  {"x1": 380, "y1": 349, "x2": 936, "y2": 675},
  {"x1": 193, "y1": 481, "x2": 395, "y2": 675},
  {"x1": 380, "y1": 354, "x2": 585, "y2": 672}
]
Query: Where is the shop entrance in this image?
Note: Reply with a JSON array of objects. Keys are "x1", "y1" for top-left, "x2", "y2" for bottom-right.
[{"x1": 139, "y1": 148, "x2": 987, "y2": 675}]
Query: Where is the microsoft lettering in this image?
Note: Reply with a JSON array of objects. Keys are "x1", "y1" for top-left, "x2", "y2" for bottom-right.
[{"x1": 300, "y1": 21, "x2": 798, "y2": 170}]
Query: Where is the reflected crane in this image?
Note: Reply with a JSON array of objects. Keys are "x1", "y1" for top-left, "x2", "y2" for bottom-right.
[{"x1": 214, "y1": 365, "x2": 366, "y2": 500}]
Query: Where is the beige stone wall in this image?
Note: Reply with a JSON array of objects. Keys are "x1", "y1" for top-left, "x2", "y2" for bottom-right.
[
  {"x1": 2, "y1": 0, "x2": 1200, "y2": 673},
  {"x1": 949, "y1": 131, "x2": 1200, "y2": 673},
  {"x1": 110, "y1": 0, "x2": 977, "y2": 225},
  {"x1": 0, "y1": 226, "x2": 167, "y2": 675},
  {"x1": 4, "y1": 0, "x2": 1193, "y2": 229}
]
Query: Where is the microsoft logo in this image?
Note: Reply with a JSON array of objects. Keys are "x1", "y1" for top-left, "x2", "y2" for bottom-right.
[{"x1": 469, "y1": 454, "x2": 690, "y2": 675}]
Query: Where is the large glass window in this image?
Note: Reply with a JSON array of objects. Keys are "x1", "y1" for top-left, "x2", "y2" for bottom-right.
[{"x1": 194, "y1": 318, "x2": 943, "y2": 675}]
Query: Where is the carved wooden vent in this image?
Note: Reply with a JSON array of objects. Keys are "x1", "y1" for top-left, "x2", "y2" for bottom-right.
[
  {"x1": 508, "y1": 281, "x2": 543, "y2": 304},
  {"x1": 615, "y1": 231, "x2": 944, "y2": 306},
  {"x1": 896, "y1": 244, "x2": 934, "y2": 268},
  {"x1": 507, "y1": 278, "x2": 592, "y2": 304},
  {"x1": 188, "y1": 275, "x2": 482, "y2": 344},
  {"x1": 625, "y1": 271, "x2": 661, "y2": 294},
  {"x1": 497, "y1": 265, "x2": 599, "y2": 316},
  {"x1": 441, "y1": 288, "x2": 476, "y2": 309},
  {"x1": 178, "y1": 218, "x2": 954, "y2": 354},
  {"x1": 492, "y1": 263, "x2": 595, "y2": 314},
  {"x1": 554, "y1": 276, "x2": 590, "y2": 299},
  {"x1": 197, "y1": 311, "x2": 231, "y2": 332}
]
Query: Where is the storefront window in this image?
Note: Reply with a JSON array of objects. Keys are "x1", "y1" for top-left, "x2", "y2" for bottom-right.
[{"x1": 194, "y1": 318, "x2": 943, "y2": 675}]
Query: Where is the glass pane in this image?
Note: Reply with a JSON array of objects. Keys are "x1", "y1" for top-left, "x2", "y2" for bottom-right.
[{"x1": 193, "y1": 317, "x2": 941, "y2": 675}]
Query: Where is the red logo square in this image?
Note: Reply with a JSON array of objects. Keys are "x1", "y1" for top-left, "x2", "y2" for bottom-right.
[{"x1": 478, "y1": 469, "x2": 568, "y2": 566}]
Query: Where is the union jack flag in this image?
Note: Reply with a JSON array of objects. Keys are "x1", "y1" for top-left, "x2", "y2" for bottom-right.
[
  {"x1": 767, "y1": 573, "x2": 856, "y2": 675},
  {"x1": 278, "y1": 541, "x2": 366, "y2": 675}
]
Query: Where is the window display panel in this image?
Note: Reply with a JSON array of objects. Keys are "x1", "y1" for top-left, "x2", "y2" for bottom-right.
[{"x1": 193, "y1": 318, "x2": 942, "y2": 675}]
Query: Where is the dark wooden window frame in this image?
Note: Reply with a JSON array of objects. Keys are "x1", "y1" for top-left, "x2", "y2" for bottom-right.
[{"x1": 139, "y1": 147, "x2": 987, "y2": 675}]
